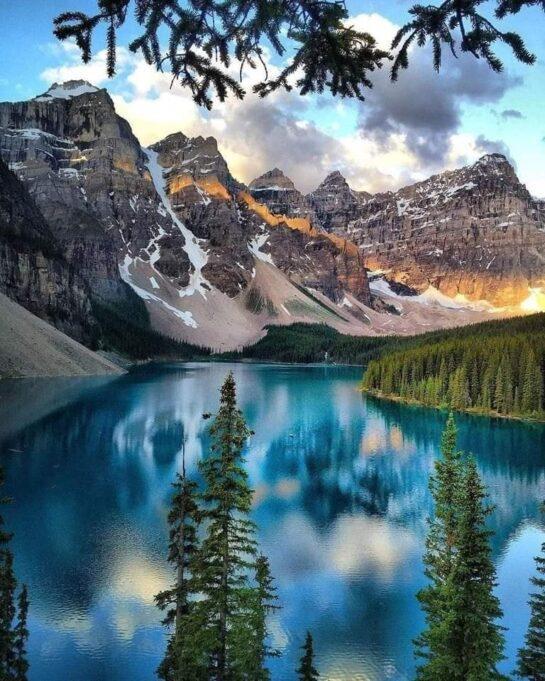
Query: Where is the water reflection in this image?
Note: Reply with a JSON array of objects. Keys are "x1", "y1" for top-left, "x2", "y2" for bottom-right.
[{"x1": 0, "y1": 363, "x2": 544, "y2": 680}]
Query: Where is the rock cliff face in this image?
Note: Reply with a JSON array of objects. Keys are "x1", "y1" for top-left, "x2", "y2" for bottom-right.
[
  {"x1": 0, "y1": 80, "x2": 185, "y2": 307},
  {"x1": 0, "y1": 158, "x2": 95, "y2": 343},
  {"x1": 332, "y1": 154, "x2": 545, "y2": 307}
]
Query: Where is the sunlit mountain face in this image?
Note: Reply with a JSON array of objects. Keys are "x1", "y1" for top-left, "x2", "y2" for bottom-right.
[
  {"x1": 520, "y1": 287, "x2": 545, "y2": 313},
  {"x1": 1, "y1": 363, "x2": 545, "y2": 680}
]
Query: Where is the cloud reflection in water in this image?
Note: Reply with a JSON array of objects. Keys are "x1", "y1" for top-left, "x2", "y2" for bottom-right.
[{"x1": 0, "y1": 363, "x2": 544, "y2": 680}]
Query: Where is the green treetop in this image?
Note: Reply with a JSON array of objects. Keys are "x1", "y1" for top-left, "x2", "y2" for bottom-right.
[
  {"x1": 297, "y1": 631, "x2": 320, "y2": 681},
  {"x1": 415, "y1": 414, "x2": 464, "y2": 674},
  {"x1": 516, "y1": 506, "x2": 545, "y2": 680},
  {"x1": 444, "y1": 457, "x2": 506, "y2": 680},
  {"x1": 415, "y1": 417, "x2": 506, "y2": 680},
  {"x1": 197, "y1": 372, "x2": 277, "y2": 680}
]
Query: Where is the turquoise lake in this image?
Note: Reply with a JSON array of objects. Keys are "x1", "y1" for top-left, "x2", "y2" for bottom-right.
[{"x1": 0, "y1": 362, "x2": 544, "y2": 681}]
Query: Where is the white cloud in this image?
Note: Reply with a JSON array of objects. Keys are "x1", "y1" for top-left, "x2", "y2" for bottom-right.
[
  {"x1": 347, "y1": 12, "x2": 399, "y2": 50},
  {"x1": 40, "y1": 41, "x2": 132, "y2": 88},
  {"x1": 38, "y1": 20, "x2": 521, "y2": 195}
]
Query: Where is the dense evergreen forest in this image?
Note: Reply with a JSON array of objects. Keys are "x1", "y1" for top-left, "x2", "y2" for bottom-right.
[
  {"x1": 223, "y1": 313, "x2": 545, "y2": 371},
  {"x1": 362, "y1": 313, "x2": 545, "y2": 420},
  {"x1": 221, "y1": 324, "x2": 392, "y2": 364},
  {"x1": 92, "y1": 298, "x2": 210, "y2": 360}
]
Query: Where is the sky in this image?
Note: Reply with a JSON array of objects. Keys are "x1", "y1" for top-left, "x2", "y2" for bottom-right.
[{"x1": 0, "y1": 0, "x2": 544, "y2": 196}]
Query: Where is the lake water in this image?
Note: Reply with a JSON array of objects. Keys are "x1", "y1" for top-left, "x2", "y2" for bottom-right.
[{"x1": 0, "y1": 362, "x2": 544, "y2": 681}]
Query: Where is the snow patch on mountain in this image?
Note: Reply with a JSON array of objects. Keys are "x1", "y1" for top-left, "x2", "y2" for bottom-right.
[
  {"x1": 248, "y1": 232, "x2": 274, "y2": 264},
  {"x1": 251, "y1": 186, "x2": 291, "y2": 192},
  {"x1": 370, "y1": 277, "x2": 499, "y2": 312},
  {"x1": 145, "y1": 148, "x2": 210, "y2": 298},
  {"x1": 119, "y1": 254, "x2": 197, "y2": 328},
  {"x1": 35, "y1": 81, "x2": 100, "y2": 101}
]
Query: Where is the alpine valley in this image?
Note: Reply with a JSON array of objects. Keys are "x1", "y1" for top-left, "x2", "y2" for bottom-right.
[{"x1": 1, "y1": 79, "x2": 545, "y2": 373}]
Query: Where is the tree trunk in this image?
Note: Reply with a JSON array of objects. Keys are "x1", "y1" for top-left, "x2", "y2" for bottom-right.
[
  {"x1": 175, "y1": 493, "x2": 186, "y2": 639},
  {"x1": 218, "y1": 516, "x2": 229, "y2": 681}
]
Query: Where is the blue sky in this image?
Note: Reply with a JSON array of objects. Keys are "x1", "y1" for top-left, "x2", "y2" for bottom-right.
[{"x1": 1, "y1": 1, "x2": 544, "y2": 195}]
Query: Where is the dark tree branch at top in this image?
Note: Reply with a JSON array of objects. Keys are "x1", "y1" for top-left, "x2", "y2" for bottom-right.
[
  {"x1": 391, "y1": 0, "x2": 537, "y2": 81},
  {"x1": 53, "y1": 0, "x2": 542, "y2": 109}
]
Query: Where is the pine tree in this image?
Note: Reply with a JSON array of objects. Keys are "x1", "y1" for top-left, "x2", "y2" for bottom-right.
[
  {"x1": 12, "y1": 586, "x2": 28, "y2": 681},
  {"x1": 155, "y1": 445, "x2": 203, "y2": 680},
  {"x1": 0, "y1": 466, "x2": 29, "y2": 681},
  {"x1": 514, "y1": 386, "x2": 521, "y2": 414},
  {"x1": 450, "y1": 366, "x2": 470, "y2": 410},
  {"x1": 445, "y1": 458, "x2": 506, "y2": 680},
  {"x1": 297, "y1": 632, "x2": 320, "y2": 681},
  {"x1": 232, "y1": 555, "x2": 279, "y2": 681},
  {"x1": 522, "y1": 351, "x2": 543, "y2": 414},
  {"x1": 414, "y1": 414, "x2": 464, "y2": 677},
  {"x1": 516, "y1": 525, "x2": 545, "y2": 679},
  {"x1": 155, "y1": 374, "x2": 279, "y2": 680},
  {"x1": 415, "y1": 418, "x2": 506, "y2": 680},
  {"x1": 438, "y1": 358, "x2": 448, "y2": 403},
  {"x1": 0, "y1": 550, "x2": 17, "y2": 677},
  {"x1": 494, "y1": 360, "x2": 506, "y2": 413},
  {"x1": 198, "y1": 372, "x2": 273, "y2": 680}
]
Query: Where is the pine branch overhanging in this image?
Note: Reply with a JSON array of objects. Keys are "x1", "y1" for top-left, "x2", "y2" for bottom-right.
[{"x1": 53, "y1": 0, "x2": 542, "y2": 108}]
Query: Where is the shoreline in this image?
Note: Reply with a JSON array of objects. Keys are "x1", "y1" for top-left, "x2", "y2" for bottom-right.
[
  {"x1": 362, "y1": 389, "x2": 545, "y2": 424},
  {"x1": 134, "y1": 357, "x2": 365, "y2": 370},
  {"x1": 0, "y1": 356, "x2": 365, "y2": 380}
]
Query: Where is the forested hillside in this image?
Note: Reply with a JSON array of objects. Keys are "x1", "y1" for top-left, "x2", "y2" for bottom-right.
[
  {"x1": 362, "y1": 313, "x2": 545, "y2": 420},
  {"x1": 222, "y1": 324, "x2": 394, "y2": 364}
]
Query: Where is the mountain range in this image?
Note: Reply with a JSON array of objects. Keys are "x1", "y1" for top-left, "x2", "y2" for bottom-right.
[{"x1": 1, "y1": 79, "x2": 544, "y2": 364}]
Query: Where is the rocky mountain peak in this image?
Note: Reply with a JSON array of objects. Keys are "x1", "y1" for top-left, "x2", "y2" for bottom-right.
[
  {"x1": 249, "y1": 168, "x2": 296, "y2": 192},
  {"x1": 321, "y1": 170, "x2": 347, "y2": 185},
  {"x1": 154, "y1": 131, "x2": 189, "y2": 148},
  {"x1": 246, "y1": 167, "x2": 314, "y2": 221},
  {"x1": 150, "y1": 131, "x2": 238, "y2": 192},
  {"x1": 469, "y1": 153, "x2": 518, "y2": 182},
  {"x1": 475, "y1": 152, "x2": 509, "y2": 166},
  {"x1": 307, "y1": 170, "x2": 367, "y2": 233}
]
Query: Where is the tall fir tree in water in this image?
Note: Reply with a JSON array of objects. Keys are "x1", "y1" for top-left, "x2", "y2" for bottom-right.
[
  {"x1": 198, "y1": 372, "x2": 277, "y2": 679},
  {"x1": 0, "y1": 467, "x2": 29, "y2": 680},
  {"x1": 297, "y1": 632, "x2": 320, "y2": 680},
  {"x1": 446, "y1": 458, "x2": 506, "y2": 680},
  {"x1": 155, "y1": 441, "x2": 203, "y2": 680},
  {"x1": 516, "y1": 507, "x2": 545, "y2": 680},
  {"x1": 414, "y1": 414, "x2": 463, "y2": 676},
  {"x1": 415, "y1": 417, "x2": 506, "y2": 680}
]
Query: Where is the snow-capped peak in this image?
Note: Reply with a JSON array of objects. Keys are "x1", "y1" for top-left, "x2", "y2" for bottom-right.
[{"x1": 35, "y1": 80, "x2": 100, "y2": 101}]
